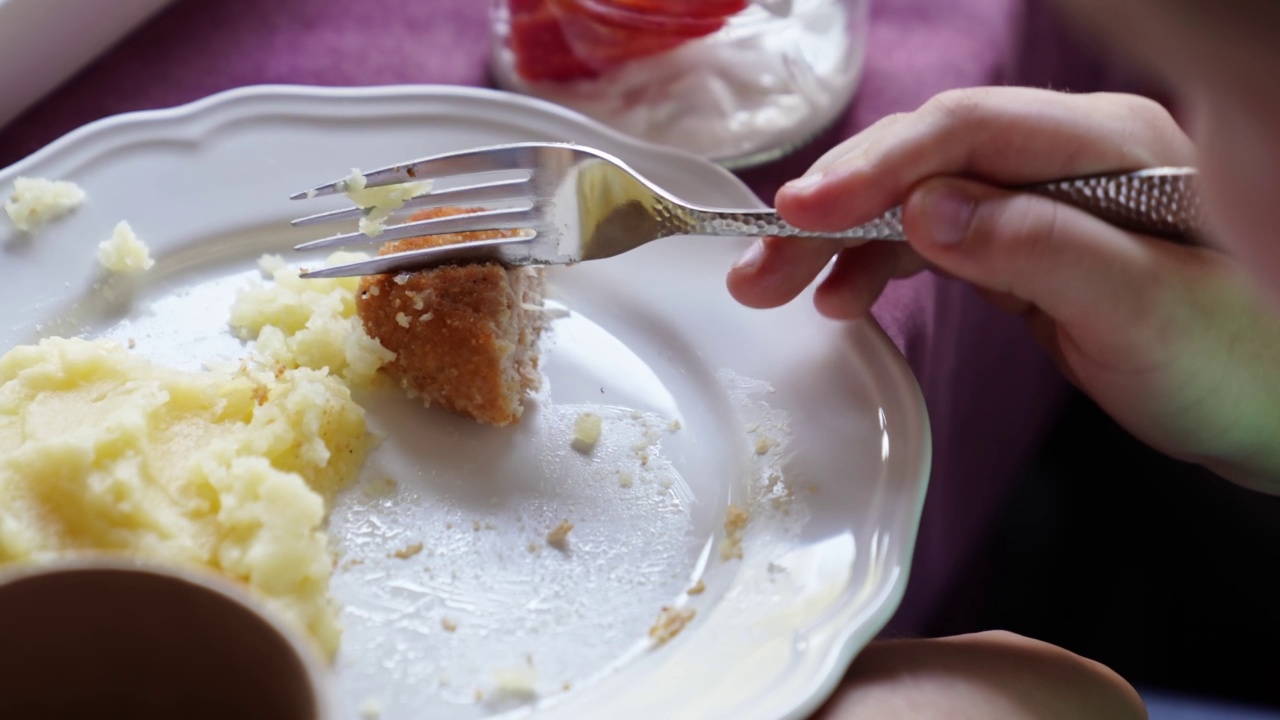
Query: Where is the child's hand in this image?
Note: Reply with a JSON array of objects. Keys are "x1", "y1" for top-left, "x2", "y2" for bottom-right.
[{"x1": 727, "y1": 87, "x2": 1280, "y2": 491}]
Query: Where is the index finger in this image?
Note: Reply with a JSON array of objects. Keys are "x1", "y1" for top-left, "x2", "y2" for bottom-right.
[{"x1": 778, "y1": 87, "x2": 1197, "y2": 232}]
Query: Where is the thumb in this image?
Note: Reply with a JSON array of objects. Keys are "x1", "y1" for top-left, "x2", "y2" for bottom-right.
[{"x1": 901, "y1": 177, "x2": 1162, "y2": 330}]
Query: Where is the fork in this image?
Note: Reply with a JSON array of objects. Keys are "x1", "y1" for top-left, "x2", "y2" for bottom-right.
[{"x1": 288, "y1": 142, "x2": 1203, "y2": 279}]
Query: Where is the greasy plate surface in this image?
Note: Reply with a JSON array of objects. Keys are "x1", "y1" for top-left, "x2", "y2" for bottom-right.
[{"x1": 0, "y1": 85, "x2": 930, "y2": 720}]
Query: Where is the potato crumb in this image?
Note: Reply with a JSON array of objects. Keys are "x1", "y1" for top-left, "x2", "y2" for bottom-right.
[
  {"x1": 719, "y1": 504, "x2": 749, "y2": 561},
  {"x1": 4, "y1": 176, "x2": 84, "y2": 231},
  {"x1": 359, "y1": 696, "x2": 381, "y2": 719},
  {"x1": 342, "y1": 168, "x2": 432, "y2": 238},
  {"x1": 395, "y1": 312, "x2": 411, "y2": 328},
  {"x1": 441, "y1": 617, "x2": 458, "y2": 632},
  {"x1": 687, "y1": 579, "x2": 706, "y2": 595},
  {"x1": 97, "y1": 220, "x2": 155, "y2": 272},
  {"x1": 571, "y1": 412, "x2": 602, "y2": 453},
  {"x1": 546, "y1": 519, "x2": 574, "y2": 550},
  {"x1": 755, "y1": 435, "x2": 776, "y2": 455},
  {"x1": 617, "y1": 470, "x2": 634, "y2": 489},
  {"x1": 390, "y1": 542, "x2": 423, "y2": 560},
  {"x1": 648, "y1": 606, "x2": 696, "y2": 647},
  {"x1": 491, "y1": 664, "x2": 538, "y2": 699},
  {"x1": 669, "y1": 419, "x2": 682, "y2": 431}
]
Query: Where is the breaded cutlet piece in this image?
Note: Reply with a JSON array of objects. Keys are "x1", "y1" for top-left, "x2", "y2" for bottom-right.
[{"x1": 356, "y1": 206, "x2": 545, "y2": 426}]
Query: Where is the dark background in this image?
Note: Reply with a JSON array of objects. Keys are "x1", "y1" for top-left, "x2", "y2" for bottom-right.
[{"x1": 928, "y1": 389, "x2": 1280, "y2": 714}]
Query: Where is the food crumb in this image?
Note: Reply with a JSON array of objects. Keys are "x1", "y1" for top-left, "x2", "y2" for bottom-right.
[
  {"x1": 526, "y1": 542, "x2": 540, "y2": 553},
  {"x1": 754, "y1": 435, "x2": 776, "y2": 455},
  {"x1": 546, "y1": 519, "x2": 573, "y2": 551},
  {"x1": 340, "y1": 558, "x2": 365, "y2": 571},
  {"x1": 395, "y1": 311, "x2": 411, "y2": 328},
  {"x1": 441, "y1": 617, "x2": 458, "y2": 632},
  {"x1": 571, "y1": 412, "x2": 602, "y2": 453},
  {"x1": 562, "y1": 681, "x2": 572, "y2": 691},
  {"x1": 719, "y1": 504, "x2": 749, "y2": 561},
  {"x1": 687, "y1": 579, "x2": 706, "y2": 595},
  {"x1": 127, "y1": 338, "x2": 136, "y2": 349},
  {"x1": 669, "y1": 419, "x2": 682, "y2": 431},
  {"x1": 251, "y1": 383, "x2": 270, "y2": 406},
  {"x1": 617, "y1": 470, "x2": 634, "y2": 489},
  {"x1": 363, "y1": 477, "x2": 397, "y2": 498},
  {"x1": 359, "y1": 696, "x2": 381, "y2": 719},
  {"x1": 474, "y1": 689, "x2": 484, "y2": 702},
  {"x1": 648, "y1": 606, "x2": 696, "y2": 647},
  {"x1": 390, "y1": 542, "x2": 423, "y2": 560}
]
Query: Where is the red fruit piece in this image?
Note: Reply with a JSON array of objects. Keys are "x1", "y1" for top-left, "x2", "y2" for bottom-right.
[
  {"x1": 506, "y1": 0, "x2": 748, "y2": 83},
  {"x1": 509, "y1": 0, "x2": 601, "y2": 82}
]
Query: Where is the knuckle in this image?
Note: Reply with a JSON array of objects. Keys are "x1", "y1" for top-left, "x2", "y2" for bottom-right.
[
  {"x1": 1118, "y1": 93, "x2": 1177, "y2": 129},
  {"x1": 920, "y1": 87, "x2": 988, "y2": 126},
  {"x1": 1096, "y1": 92, "x2": 1188, "y2": 164}
]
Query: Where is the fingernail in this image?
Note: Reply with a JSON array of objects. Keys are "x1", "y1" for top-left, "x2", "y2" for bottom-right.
[
  {"x1": 924, "y1": 187, "x2": 976, "y2": 246},
  {"x1": 733, "y1": 240, "x2": 765, "y2": 272},
  {"x1": 782, "y1": 171, "x2": 826, "y2": 194}
]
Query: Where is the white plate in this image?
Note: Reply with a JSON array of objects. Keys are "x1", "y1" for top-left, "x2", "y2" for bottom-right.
[{"x1": 0, "y1": 85, "x2": 930, "y2": 720}]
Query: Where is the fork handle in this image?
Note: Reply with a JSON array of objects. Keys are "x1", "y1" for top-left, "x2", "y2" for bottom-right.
[{"x1": 682, "y1": 167, "x2": 1203, "y2": 245}]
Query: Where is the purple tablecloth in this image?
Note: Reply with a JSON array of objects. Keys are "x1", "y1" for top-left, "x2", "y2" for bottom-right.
[{"x1": 0, "y1": 0, "x2": 1144, "y2": 640}]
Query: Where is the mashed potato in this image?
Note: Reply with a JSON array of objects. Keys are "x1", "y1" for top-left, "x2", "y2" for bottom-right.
[
  {"x1": 229, "y1": 253, "x2": 395, "y2": 386},
  {"x1": 97, "y1": 220, "x2": 155, "y2": 272},
  {"x1": 4, "y1": 177, "x2": 85, "y2": 232},
  {"x1": 0, "y1": 337, "x2": 369, "y2": 657}
]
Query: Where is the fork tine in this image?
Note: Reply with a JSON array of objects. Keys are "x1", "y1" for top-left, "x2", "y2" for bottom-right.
[
  {"x1": 298, "y1": 232, "x2": 538, "y2": 279},
  {"x1": 289, "y1": 142, "x2": 561, "y2": 200},
  {"x1": 290, "y1": 176, "x2": 531, "y2": 228},
  {"x1": 293, "y1": 206, "x2": 538, "y2": 252}
]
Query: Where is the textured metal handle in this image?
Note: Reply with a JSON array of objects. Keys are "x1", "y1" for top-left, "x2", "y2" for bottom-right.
[{"x1": 682, "y1": 167, "x2": 1202, "y2": 245}]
